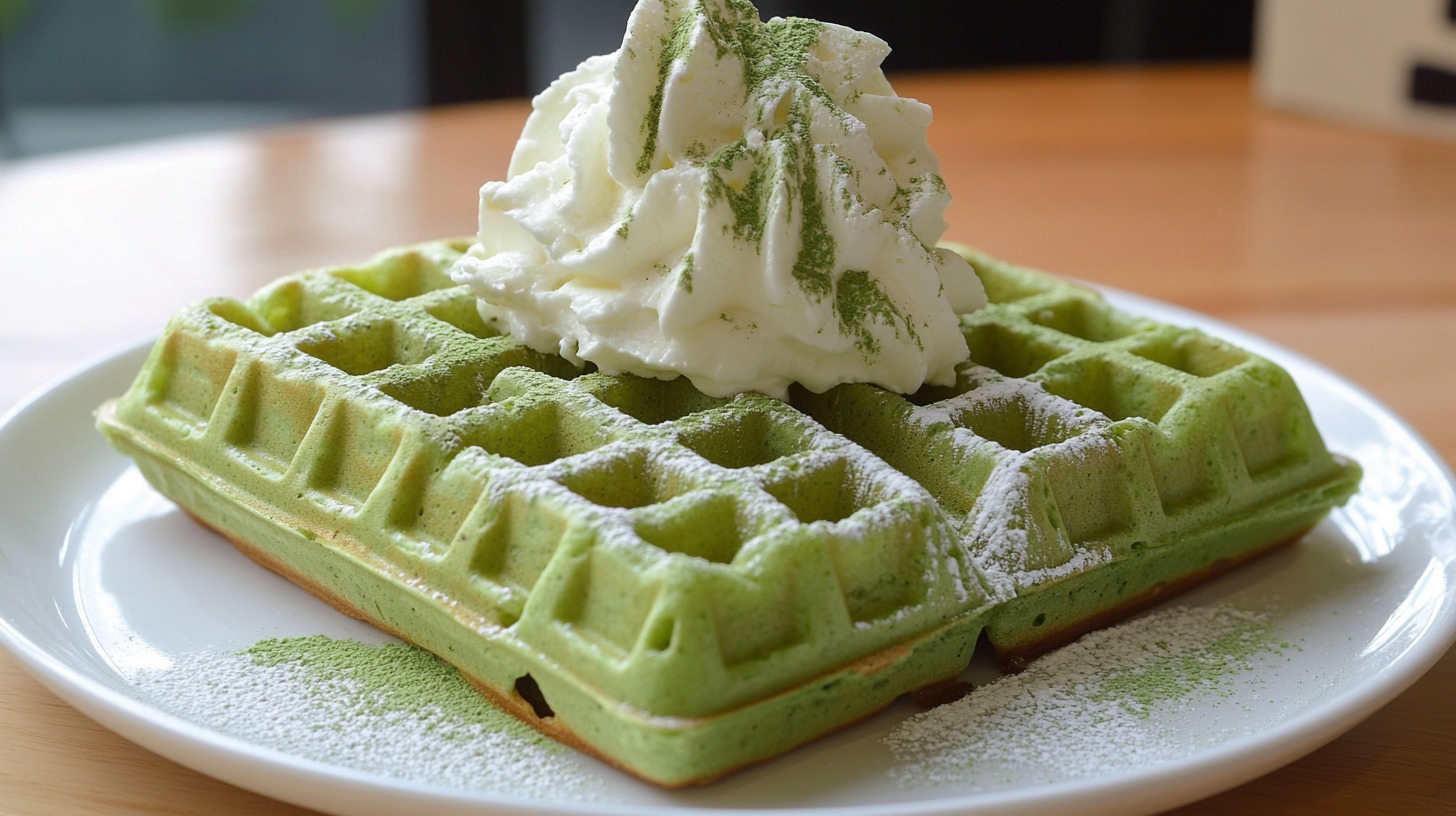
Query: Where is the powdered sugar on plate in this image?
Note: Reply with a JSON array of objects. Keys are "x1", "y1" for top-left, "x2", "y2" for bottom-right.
[
  {"x1": 128, "y1": 607, "x2": 1295, "y2": 801},
  {"x1": 884, "y1": 604, "x2": 1294, "y2": 790},
  {"x1": 132, "y1": 636, "x2": 606, "y2": 801}
]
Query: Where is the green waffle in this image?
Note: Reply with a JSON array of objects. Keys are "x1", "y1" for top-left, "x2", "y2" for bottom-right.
[
  {"x1": 798, "y1": 249, "x2": 1360, "y2": 665},
  {"x1": 95, "y1": 240, "x2": 993, "y2": 785},
  {"x1": 96, "y1": 240, "x2": 1359, "y2": 785}
]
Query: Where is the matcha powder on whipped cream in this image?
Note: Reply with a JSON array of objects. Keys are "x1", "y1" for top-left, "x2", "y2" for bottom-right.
[
  {"x1": 133, "y1": 636, "x2": 604, "y2": 800},
  {"x1": 450, "y1": 0, "x2": 986, "y2": 399}
]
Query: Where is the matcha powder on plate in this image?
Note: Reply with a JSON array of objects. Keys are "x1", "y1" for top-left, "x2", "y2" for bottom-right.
[
  {"x1": 884, "y1": 604, "x2": 1293, "y2": 790},
  {"x1": 133, "y1": 635, "x2": 604, "y2": 800}
]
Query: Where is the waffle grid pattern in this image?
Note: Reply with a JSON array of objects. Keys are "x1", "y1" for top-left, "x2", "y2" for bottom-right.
[
  {"x1": 99, "y1": 240, "x2": 1359, "y2": 781},
  {"x1": 112, "y1": 241, "x2": 988, "y2": 720},
  {"x1": 797, "y1": 250, "x2": 1360, "y2": 653}
]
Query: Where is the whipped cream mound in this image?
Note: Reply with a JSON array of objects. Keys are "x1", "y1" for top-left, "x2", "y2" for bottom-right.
[{"x1": 451, "y1": 0, "x2": 986, "y2": 399}]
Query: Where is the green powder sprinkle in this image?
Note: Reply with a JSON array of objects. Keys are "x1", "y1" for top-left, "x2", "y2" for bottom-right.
[
  {"x1": 637, "y1": 0, "x2": 699, "y2": 178},
  {"x1": 1093, "y1": 620, "x2": 1281, "y2": 716},
  {"x1": 615, "y1": 205, "x2": 636, "y2": 241},
  {"x1": 133, "y1": 636, "x2": 603, "y2": 799},
  {"x1": 244, "y1": 636, "x2": 548, "y2": 738},
  {"x1": 677, "y1": 250, "x2": 696, "y2": 292},
  {"x1": 629, "y1": 1, "x2": 938, "y2": 362},
  {"x1": 620, "y1": 0, "x2": 949, "y2": 364},
  {"x1": 780, "y1": 102, "x2": 836, "y2": 301},
  {"x1": 702, "y1": 138, "x2": 776, "y2": 245},
  {"x1": 835, "y1": 268, "x2": 921, "y2": 358},
  {"x1": 886, "y1": 605, "x2": 1294, "y2": 791}
]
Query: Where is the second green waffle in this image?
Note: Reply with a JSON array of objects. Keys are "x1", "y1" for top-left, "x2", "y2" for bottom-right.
[{"x1": 96, "y1": 240, "x2": 1359, "y2": 785}]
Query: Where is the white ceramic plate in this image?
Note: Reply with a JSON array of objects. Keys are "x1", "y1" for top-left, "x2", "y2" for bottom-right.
[{"x1": 2, "y1": 291, "x2": 1454, "y2": 816}]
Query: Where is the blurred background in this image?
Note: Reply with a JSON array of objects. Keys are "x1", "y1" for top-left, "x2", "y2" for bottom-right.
[{"x1": 0, "y1": 0, "x2": 1257, "y2": 159}]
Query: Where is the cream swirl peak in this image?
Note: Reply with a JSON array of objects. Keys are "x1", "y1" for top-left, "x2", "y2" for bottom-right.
[{"x1": 450, "y1": 0, "x2": 985, "y2": 398}]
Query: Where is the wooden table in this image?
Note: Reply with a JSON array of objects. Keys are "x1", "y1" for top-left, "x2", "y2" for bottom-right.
[{"x1": 1, "y1": 64, "x2": 1452, "y2": 814}]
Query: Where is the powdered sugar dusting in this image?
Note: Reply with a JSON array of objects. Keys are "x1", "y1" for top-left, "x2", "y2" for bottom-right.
[
  {"x1": 133, "y1": 637, "x2": 606, "y2": 801},
  {"x1": 900, "y1": 370, "x2": 1126, "y2": 599},
  {"x1": 884, "y1": 604, "x2": 1288, "y2": 790},
  {"x1": 961, "y1": 433, "x2": 1121, "y2": 599},
  {"x1": 911, "y1": 369, "x2": 1102, "y2": 435}
]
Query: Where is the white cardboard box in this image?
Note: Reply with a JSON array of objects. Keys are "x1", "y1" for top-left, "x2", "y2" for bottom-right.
[{"x1": 1256, "y1": 0, "x2": 1456, "y2": 140}]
